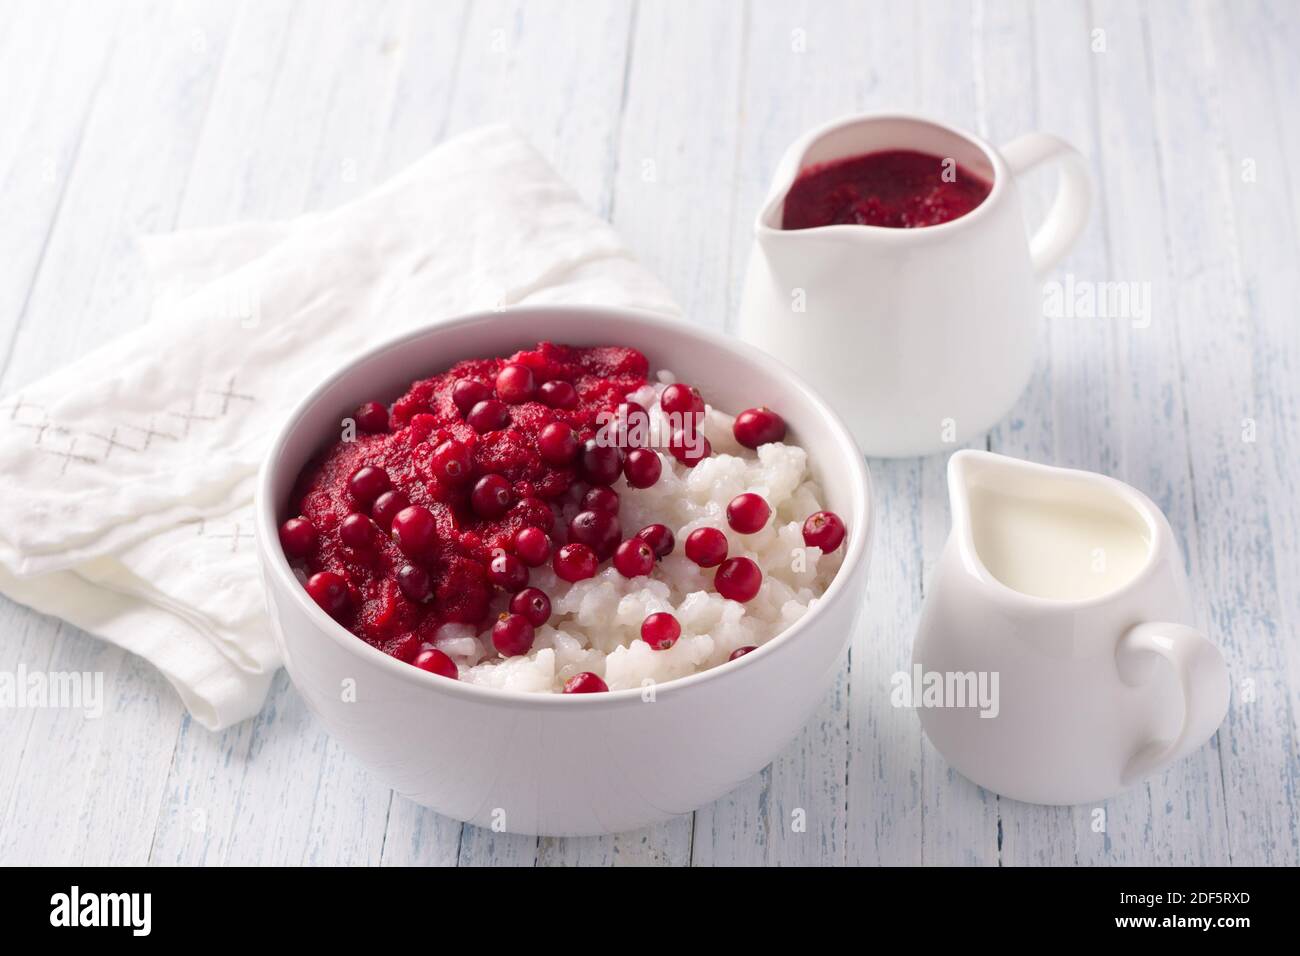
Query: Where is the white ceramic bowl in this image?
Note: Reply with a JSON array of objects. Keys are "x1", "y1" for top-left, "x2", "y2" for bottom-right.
[{"x1": 255, "y1": 305, "x2": 873, "y2": 836}]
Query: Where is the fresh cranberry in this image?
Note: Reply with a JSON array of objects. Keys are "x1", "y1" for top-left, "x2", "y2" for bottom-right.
[
  {"x1": 684, "y1": 527, "x2": 728, "y2": 567},
  {"x1": 554, "y1": 542, "x2": 598, "y2": 582},
  {"x1": 563, "y1": 672, "x2": 608, "y2": 694},
  {"x1": 348, "y1": 465, "x2": 390, "y2": 506},
  {"x1": 733, "y1": 406, "x2": 786, "y2": 448},
  {"x1": 613, "y1": 538, "x2": 655, "y2": 578},
  {"x1": 305, "y1": 571, "x2": 349, "y2": 616},
  {"x1": 452, "y1": 378, "x2": 492, "y2": 415},
  {"x1": 802, "y1": 510, "x2": 847, "y2": 552},
  {"x1": 538, "y1": 379, "x2": 578, "y2": 409},
  {"x1": 668, "y1": 431, "x2": 711, "y2": 467},
  {"x1": 513, "y1": 526, "x2": 551, "y2": 566},
  {"x1": 391, "y1": 504, "x2": 437, "y2": 556},
  {"x1": 660, "y1": 383, "x2": 705, "y2": 423},
  {"x1": 354, "y1": 401, "x2": 390, "y2": 433},
  {"x1": 509, "y1": 586, "x2": 551, "y2": 626},
  {"x1": 339, "y1": 513, "x2": 375, "y2": 549},
  {"x1": 641, "y1": 612, "x2": 681, "y2": 650},
  {"x1": 579, "y1": 439, "x2": 624, "y2": 485},
  {"x1": 370, "y1": 490, "x2": 408, "y2": 531},
  {"x1": 715, "y1": 556, "x2": 762, "y2": 602},
  {"x1": 492, "y1": 612, "x2": 535, "y2": 657},
  {"x1": 495, "y1": 363, "x2": 537, "y2": 404},
  {"x1": 431, "y1": 438, "x2": 473, "y2": 484},
  {"x1": 582, "y1": 486, "x2": 620, "y2": 514},
  {"x1": 623, "y1": 448, "x2": 662, "y2": 488},
  {"x1": 614, "y1": 401, "x2": 649, "y2": 447},
  {"x1": 726, "y1": 493, "x2": 771, "y2": 534},
  {"x1": 467, "y1": 398, "x2": 510, "y2": 433},
  {"x1": 488, "y1": 550, "x2": 529, "y2": 591},
  {"x1": 568, "y1": 509, "x2": 620, "y2": 560},
  {"x1": 728, "y1": 645, "x2": 758, "y2": 661},
  {"x1": 413, "y1": 647, "x2": 458, "y2": 679},
  {"x1": 279, "y1": 517, "x2": 317, "y2": 558},
  {"x1": 537, "y1": 421, "x2": 580, "y2": 465},
  {"x1": 396, "y1": 563, "x2": 432, "y2": 602},
  {"x1": 635, "y1": 523, "x2": 675, "y2": 558},
  {"x1": 471, "y1": 473, "x2": 513, "y2": 518}
]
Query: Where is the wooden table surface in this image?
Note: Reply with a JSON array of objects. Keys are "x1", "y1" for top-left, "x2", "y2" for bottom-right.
[{"x1": 1, "y1": 0, "x2": 1297, "y2": 866}]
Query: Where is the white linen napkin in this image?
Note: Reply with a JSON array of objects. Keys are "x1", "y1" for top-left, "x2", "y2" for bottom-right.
[{"x1": 0, "y1": 125, "x2": 678, "y2": 730}]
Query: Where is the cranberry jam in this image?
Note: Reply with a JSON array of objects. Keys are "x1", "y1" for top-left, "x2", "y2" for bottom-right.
[
  {"x1": 780, "y1": 149, "x2": 992, "y2": 230},
  {"x1": 284, "y1": 342, "x2": 648, "y2": 663}
]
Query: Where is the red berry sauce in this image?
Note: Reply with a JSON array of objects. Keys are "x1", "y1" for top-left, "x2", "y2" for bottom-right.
[
  {"x1": 285, "y1": 342, "x2": 648, "y2": 661},
  {"x1": 782, "y1": 150, "x2": 992, "y2": 230}
]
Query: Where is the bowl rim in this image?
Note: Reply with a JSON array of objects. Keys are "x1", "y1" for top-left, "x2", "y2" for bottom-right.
[{"x1": 255, "y1": 303, "x2": 873, "y2": 709}]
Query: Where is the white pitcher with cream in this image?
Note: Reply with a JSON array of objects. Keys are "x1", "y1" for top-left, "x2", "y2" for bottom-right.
[
  {"x1": 737, "y1": 112, "x2": 1091, "y2": 458},
  {"x1": 913, "y1": 451, "x2": 1230, "y2": 805}
]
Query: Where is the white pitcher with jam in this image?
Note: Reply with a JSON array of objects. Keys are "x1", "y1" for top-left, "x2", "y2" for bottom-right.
[
  {"x1": 913, "y1": 450, "x2": 1229, "y2": 805},
  {"x1": 737, "y1": 112, "x2": 1091, "y2": 458}
]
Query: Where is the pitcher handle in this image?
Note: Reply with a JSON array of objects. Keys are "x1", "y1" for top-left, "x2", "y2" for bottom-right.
[
  {"x1": 1000, "y1": 133, "x2": 1091, "y2": 279},
  {"x1": 1115, "y1": 622, "x2": 1230, "y2": 785}
]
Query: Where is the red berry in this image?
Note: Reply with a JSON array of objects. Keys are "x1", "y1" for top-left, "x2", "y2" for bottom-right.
[
  {"x1": 391, "y1": 505, "x2": 437, "y2": 556},
  {"x1": 305, "y1": 571, "x2": 349, "y2": 616},
  {"x1": 715, "y1": 556, "x2": 762, "y2": 602},
  {"x1": 396, "y1": 563, "x2": 432, "y2": 602},
  {"x1": 668, "y1": 431, "x2": 711, "y2": 467},
  {"x1": 582, "y1": 486, "x2": 620, "y2": 514},
  {"x1": 492, "y1": 612, "x2": 535, "y2": 657},
  {"x1": 355, "y1": 401, "x2": 389, "y2": 433},
  {"x1": 563, "y1": 672, "x2": 608, "y2": 694},
  {"x1": 513, "y1": 526, "x2": 551, "y2": 567},
  {"x1": 538, "y1": 379, "x2": 578, "y2": 409},
  {"x1": 431, "y1": 439, "x2": 473, "y2": 484},
  {"x1": 635, "y1": 523, "x2": 675, "y2": 558},
  {"x1": 413, "y1": 647, "x2": 458, "y2": 679},
  {"x1": 495, "y1": 363, "x2": 536, "y2": 404},
  {"x1": 580, "y1": 439, "x2": 624, "y2": 485},
  {"x1": 728, "y1": 645, "x2": 758, "y2": 661},
  {"x1": 370, "y1": 490, "x2": 408, "y2": 531},
  {"x1": 568, "y1": 508, "x2": 621, "y2": 561},
  {"x1": 613, "y1": 538, "x2": 655, "y2": 578},
  {"x1": 614, "y1": 401, "x2": 649, "y2": 447},
  {"x1": 726, "y1": 493, "x2": 771, "y2": 534},
  {"x1": 339, "y1": 513, "x2": 375, "y2": 549},
  {"x1": 452, "y1": 378, "x2": 492, "y2": 415},
  {"x1": 554, "y1": 542, "x2": 598, "y2": 582},
  {"x1": 509, "y1": 586, "x2": 551, "y2": 627},
  {"x1": 684, "y1": 527, "x2": 728, "y2": 567},
  {"x1": 802, "y1": 510, "x2": 847, "y2": 552},
  {"x1": 488, "y1": 550, "x2": 529, "y2": 591},
  {"x1": 733, "y1": 406, "x2": 787, "y2": 448},
  {"x1": 641, "y1": 612, "x2": 681, "y2": 650},
  {"x1": 538, "y1": 422, "x2": 580, "y2": 465},
  {"x1": 623, "y1": 448, "x2": 662, "y2": 488},
  {"x1": 467, "y1": 398, "x2": 510, "y2": 433},
  {"x1": 348, "y1": 465, "x2": 390, "y2": 506},
  {"x1": 471, "y1": 473, "x2": 513, "y2": 518},
  {"x1": 279, "y1": 517, "x2": 317, "y2": 558},
  {"x1": 660, "y1": 383, "x2": 705, "y2": 422}
]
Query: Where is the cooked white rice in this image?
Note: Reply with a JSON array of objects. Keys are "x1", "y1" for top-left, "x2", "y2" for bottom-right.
[{"x1": 431, "y1": 371, "x2": 843, "y2": 692}]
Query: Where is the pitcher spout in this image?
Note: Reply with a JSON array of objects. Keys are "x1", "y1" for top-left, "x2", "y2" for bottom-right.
[{"x1": 946, "y1": 451, "x2": 1162, "y2": 604}]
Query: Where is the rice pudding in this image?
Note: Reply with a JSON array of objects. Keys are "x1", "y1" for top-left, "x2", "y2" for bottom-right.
[{"x1": 280, "y1": 342, "x2": 846, "y2": 693}]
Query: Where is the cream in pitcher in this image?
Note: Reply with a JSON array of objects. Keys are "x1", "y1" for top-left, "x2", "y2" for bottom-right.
[{"x1": 912, "y1": 451, "x2": 1229, "y2": 805}]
